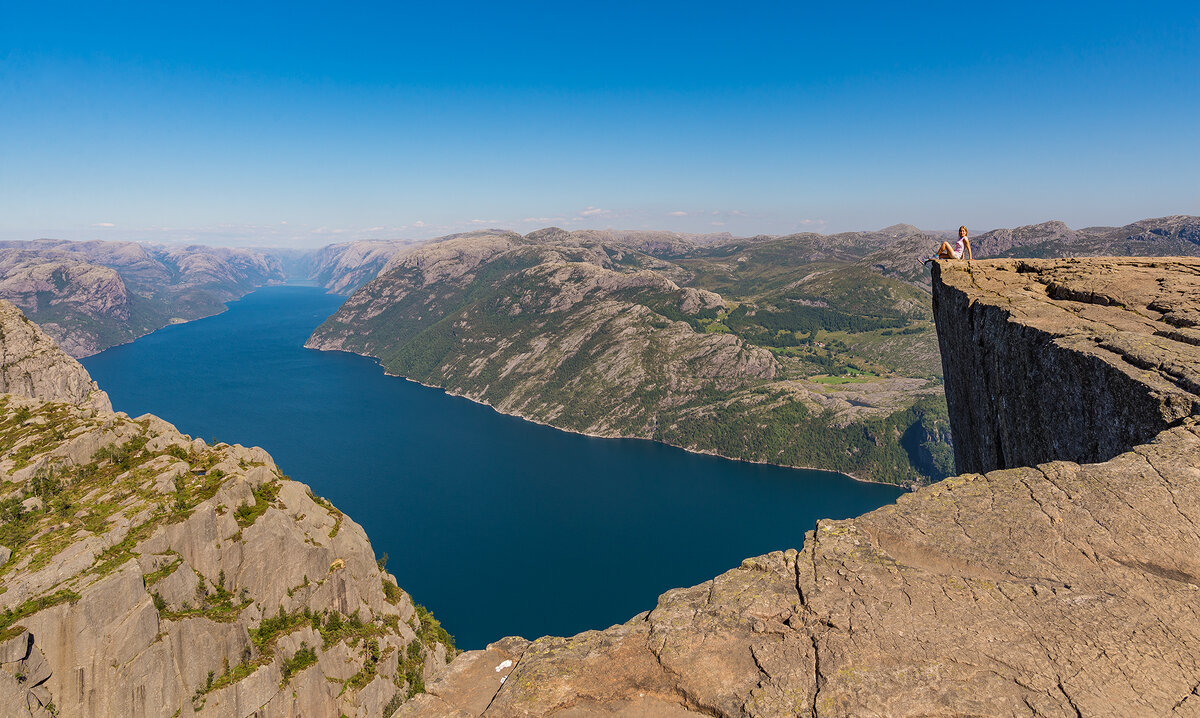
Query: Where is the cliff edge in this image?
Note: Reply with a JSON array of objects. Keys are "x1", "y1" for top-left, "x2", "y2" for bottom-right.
[
  {"x1": 400, "y1": 258, "x2": 1200, "y2": 717},
  {"x1": 933, "y1": 257, "x2": 1200, "y2": 474},
  {"x1": 0, "y1": 300, "x2": 111, "y2": 412}
]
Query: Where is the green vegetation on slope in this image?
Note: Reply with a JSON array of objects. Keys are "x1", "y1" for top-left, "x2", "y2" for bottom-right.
[{"x1": 309, "y1": 231, "x2": 953, "y2": 485}]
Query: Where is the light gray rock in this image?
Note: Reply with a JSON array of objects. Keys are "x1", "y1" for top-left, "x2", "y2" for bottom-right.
[
  {"x1": 0, "y1": 301, "x2": 448, "y2": 717},
  {"x1": 166, "y1": 618, "x2": 252, "y2": 696},
  {"x1": 0, "y1": 300, "x2": 110, "y2": 410}
]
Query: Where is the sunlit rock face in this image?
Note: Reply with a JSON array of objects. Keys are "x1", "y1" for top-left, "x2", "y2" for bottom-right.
[
  {"x1": 933, "y1": 258, "x2": 1200, "y2": 474},
  {"x1": 0, "y1": 303, "x2": 452, "y2": 718}
]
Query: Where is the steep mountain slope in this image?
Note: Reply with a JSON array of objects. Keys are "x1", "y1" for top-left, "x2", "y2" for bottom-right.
[
  {"x1": 308, "y1": 229, "x2": 949, "y2": 485},
  {"x1": 0, "y1": 300, "x2": 111, "y2": 412},
  {"x1": 307, "y1": 216, "x2": 1197, "y2": 486},
  {"x1": 399, "y1": 257, "x2": 1200, "y2": 718},
  {"x1": 0, "y1": 240, "x2": 285, "y2": 356},
  {"x1": 307, "y1": 240, "x2": 423, "y2": 294},
  {"x1": 0, "y1": 304, "x2": 452, "y2": 717}
]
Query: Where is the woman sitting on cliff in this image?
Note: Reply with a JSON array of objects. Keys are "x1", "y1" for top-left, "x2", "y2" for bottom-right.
[{"x1": 930, "y1": 226, "x2": 973, "y2": 262}]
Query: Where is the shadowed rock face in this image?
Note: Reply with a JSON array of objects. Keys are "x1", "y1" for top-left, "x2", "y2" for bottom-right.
[
  {"x1": 933, "y1": 258, "x2": 1200, "y2": 474},
  {"x1": 399, "y1": 258, "x2": 1200, "y2": 718}
]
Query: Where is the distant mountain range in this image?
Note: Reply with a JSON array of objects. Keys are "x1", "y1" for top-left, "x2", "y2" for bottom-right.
[
  {"x1": 1, "y1": 215, "x2": 1194, "y2": 483},
  {"x1": 0, "y1": 240, "x2": 285, "y2": 356},
  {"x1": 301, "y1": 215, "x2": 1198, "y2": 485}
]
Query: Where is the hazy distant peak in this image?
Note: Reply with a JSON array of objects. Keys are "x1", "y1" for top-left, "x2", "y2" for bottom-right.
[
  {"x1": 1015, "y1": 220, "x2": 1072, "y2": 234},
  {"x1": 524, "y1": 227, "x2": 573, "y2": 244},
  {"x1": 877, "y1": 223, "x2": 924, "y2": 235},
  {"x1": 427, "y1": 229, "x2": 524, "y2": 245}
]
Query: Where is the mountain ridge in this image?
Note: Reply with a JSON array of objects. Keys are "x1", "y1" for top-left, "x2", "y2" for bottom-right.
[
  {"x1": 304, "y1": 215, "x2": 1199, "y2": 487},
  {"x1": 0, "y1": 240, "x2": 286, "y2": 357}
]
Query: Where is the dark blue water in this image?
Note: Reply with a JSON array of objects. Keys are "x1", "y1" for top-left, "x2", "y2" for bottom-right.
[{"x1": 82, "y1": 285, "x2": 904, "y2": 648}]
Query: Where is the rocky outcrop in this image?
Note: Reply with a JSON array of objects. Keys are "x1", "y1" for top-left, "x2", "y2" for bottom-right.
[
  {"x1": 0, "y1": 240, "x2": 286, "y2": 356},
  {"x1": 933, "y1": 258, "x2": 1200, "y2": 474},
  {"x1": 0, "y1": 299, "x2": 110, "y2": 411},
  {"x1": 398, "y1": 257, "x2": 1200, "y2": 717},
  {"x1": 0, "y1": 305, "x2": 449, "y2": 716}
]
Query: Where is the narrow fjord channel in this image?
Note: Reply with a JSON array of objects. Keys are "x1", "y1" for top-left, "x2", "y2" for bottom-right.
[{"x1": 82, "y1": 284, "x2": 904, "y2": 648}]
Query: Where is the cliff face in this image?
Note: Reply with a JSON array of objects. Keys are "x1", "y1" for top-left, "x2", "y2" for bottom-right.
[
  {"x1": 933, "y1": 258, "x2": 1200, "y2": 474},
  {"x1": 399, "y1": 257, "x2": 1200, "y2": 717},
  {"x1": 0, "y1": 306, "x2": 450, "y2": 716},
  {"x1": 306, "y1": 240, "x2": 420, "y2": 294}
]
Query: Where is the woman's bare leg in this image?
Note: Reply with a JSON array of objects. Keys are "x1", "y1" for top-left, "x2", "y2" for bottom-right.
[{"x1": 937, "y1": 241, "x2": 955, "y2": 259}]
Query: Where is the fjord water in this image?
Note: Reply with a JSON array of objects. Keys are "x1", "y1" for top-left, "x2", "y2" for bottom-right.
[{"x1": 82, "y1": 284, "x2": 904, "y2": 648}]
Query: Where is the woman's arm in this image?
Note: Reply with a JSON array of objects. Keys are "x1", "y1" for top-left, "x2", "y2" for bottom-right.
[{"x1": 966, "y1": 238, "x2": 974, "y2": 260}]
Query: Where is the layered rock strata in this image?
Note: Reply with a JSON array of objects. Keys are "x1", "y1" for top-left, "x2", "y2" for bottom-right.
[
  {"x1": 0, "y1": 308, "x2": 450, "y2": 716},
  {"x1": 400, "y1": 258, "x2": 1200, "y2": 717}
]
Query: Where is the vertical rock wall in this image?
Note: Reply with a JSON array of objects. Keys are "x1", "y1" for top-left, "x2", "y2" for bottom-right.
[{"x1": 932, "y1": 258, "x2": 1200, "y2": 474}]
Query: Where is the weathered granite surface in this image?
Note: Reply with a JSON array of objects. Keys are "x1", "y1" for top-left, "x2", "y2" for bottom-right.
[
  {"x1": 0, "y1": 299, "x2": 110, "y2": 411},
  {"x1": 400, "y1": 258, "x2": 1200, "y2": 717},
  {"x1": 0, "y1": 306, "x2": 450, "y2": 717}
]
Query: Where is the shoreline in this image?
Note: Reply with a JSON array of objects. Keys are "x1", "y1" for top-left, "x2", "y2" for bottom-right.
[
  {"x1": 70, "y1": 278, "x2": 288, "y2": 360},
  {"x1": 302, "y1": 339, "x2": 916, "y2": 490}
]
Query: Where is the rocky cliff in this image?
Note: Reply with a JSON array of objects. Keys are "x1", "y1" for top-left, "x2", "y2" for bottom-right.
[
  {"x1": 306, "y1": 240, "x2": 421, "y2": 295},
  {"x1": 933, "y1": 258, "x2": 1200, "y2": 474},
  {"x1": 0, "y1": 307, "x2": 451, "y2": 716},
  {"x1": 0, "y1": 300, "x2": 111, "y2": 412},
  {"x1": 396, "y1": 257, "x2": 1200, "y2": 717},
  {"x1": 0, "y1": 240, "x2": 286, "y2": 357}
]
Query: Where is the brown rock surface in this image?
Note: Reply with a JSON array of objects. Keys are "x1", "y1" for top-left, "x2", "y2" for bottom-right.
[
  {"x1": 399, "y1": 258, "x2": 1200, "y2": 717},
  {"x1": 933, "y1": 257, "x2": 1200, "y2": 474}
]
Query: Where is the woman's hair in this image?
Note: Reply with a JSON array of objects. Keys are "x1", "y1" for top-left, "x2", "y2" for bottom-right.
[{"x1": 959, "y1": 225, "x2": 968, "y2": 236}]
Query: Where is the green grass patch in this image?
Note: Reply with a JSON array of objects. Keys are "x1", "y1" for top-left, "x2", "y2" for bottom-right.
[
  {"x1": 0, "y1": 589, "x2": 80, "y2": 637},
  {"x1": 234, "y1": 481, "x2": 280, "y2": 528},
  {"x1": 809, "y1": 374, "x2": 877, "y2": 385}
]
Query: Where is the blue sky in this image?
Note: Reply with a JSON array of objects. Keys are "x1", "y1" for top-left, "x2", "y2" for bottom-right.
[{"x1": 2, "y1": 1, "x2": 1197, "y2": 246}]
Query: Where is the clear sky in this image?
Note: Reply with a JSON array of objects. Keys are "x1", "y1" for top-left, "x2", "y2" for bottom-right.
[{"x1": 2, "y1": 1, "x2": 1197, "y2": 246}]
